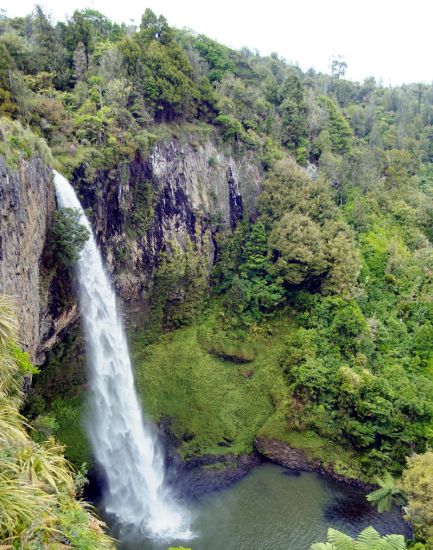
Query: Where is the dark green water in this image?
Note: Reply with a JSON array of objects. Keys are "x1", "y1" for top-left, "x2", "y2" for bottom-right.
[{"x1": 114, "y1": 463, "x2": 410, "y2": 550}]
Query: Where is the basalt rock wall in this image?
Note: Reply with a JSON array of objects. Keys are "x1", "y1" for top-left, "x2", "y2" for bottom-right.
[
  {"x1": 73, "y1": 138, "x2": 262, "y2": 303},
  {"x1": 0, "y1": 136, "x2": 263, "y2": 360}
]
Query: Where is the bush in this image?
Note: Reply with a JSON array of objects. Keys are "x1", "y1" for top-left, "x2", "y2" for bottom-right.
[{"x1": 50, "y1": 207, "x2": 90, "y2": 267}]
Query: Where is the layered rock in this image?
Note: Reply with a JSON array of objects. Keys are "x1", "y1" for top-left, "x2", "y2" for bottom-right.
[
  {"x1": 0, "y1": 156, "x2": 55, "y2": 362},
  {"x1": 0, "y1": 135, "x2": 263, "y2": 360},
  {"x1": 255, "y1": 436, "x2": 368, "y2": 487},
  {"x1": 73, "y1": 138, "x2": 262, "y2": 302}
]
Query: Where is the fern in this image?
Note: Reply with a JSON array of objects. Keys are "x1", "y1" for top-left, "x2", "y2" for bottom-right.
[
  {"x1": 367, "y1": 473, "x2": 407, "y2": 513},
  {"x1": 311, "y1": 526, "x2": 407, "y2": 549}
]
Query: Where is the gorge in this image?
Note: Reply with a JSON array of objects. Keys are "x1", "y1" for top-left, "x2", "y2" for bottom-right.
[{"x1": 1, "y1": 5, "x2": 433, "y2": 549}]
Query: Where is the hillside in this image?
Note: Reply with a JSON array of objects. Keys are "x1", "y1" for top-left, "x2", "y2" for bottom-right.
[{"x1": 1, "y1": 6, "x2": 433, "y2": 549}]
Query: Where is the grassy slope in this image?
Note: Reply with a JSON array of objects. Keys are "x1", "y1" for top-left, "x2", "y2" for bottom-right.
[
  {"x1": 45, "y1": 309, "x2": 364, "y2": 480},
  {"x1": 130, "y1": 313, "x2": 289, "y2": 458}
]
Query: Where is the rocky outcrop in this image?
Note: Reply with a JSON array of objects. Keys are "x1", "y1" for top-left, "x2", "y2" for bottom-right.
[
  {"x1": 255, "y1": 436, "x2": 368, "y2": 487},
  {"x1": 255, "y1": 437, "x2": 321, "y2": 471},
  {"x1": 73, "y1": 138, "x2": 262, "y2": 302},
  {"x1": 0, "y1": 134, "x2": 263, "y2": 361},
  {"x1": 0, "y1": 156, "x2": 55, "y2": 362}
]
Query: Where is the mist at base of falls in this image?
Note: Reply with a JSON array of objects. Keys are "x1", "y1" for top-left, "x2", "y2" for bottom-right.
[
  {"x1": 53, "y1": 171, "x2": 192, "y2": 541},
  {"x1": 113, "y1": 464, "x2": 410, "y2": 550}
]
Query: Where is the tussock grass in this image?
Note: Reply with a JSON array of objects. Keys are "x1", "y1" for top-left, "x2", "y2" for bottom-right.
[{"x1": 0, "y1": 295, "x2": 114, "y2": 548}]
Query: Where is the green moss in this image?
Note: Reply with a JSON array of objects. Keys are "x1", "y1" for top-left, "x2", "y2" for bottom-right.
[
  {"x1": 51, "y1": 396, "x2": 92, "y2": 466},
  {"x1": 131, "y1": 312, "x2": 289, "y2": 458},
  {"x1": 144, "y1": 239, "x2": 210, "y2": 338},
  {"x1": 126, "y1": 179, "x2": 159, "y2": 236}
]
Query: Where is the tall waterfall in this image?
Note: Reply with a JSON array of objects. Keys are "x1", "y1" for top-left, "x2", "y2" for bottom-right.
[{"x1": 53, "y1": 171, "x2": 191, "y2": 539}]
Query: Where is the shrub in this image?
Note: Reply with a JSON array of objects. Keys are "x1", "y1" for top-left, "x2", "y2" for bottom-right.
[{"x1": 50, "y1": 207, "x2": 90, "y2": 267}]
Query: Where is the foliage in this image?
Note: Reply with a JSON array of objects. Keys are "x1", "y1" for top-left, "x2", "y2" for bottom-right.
[
  {"x1": 311, "y1": 526, "x2": 406, "y2": 549},
  {"x1": 5, "y1": 10, "x2": 433, "y2": 544},
  {"x1": 146, "y1": 239, "x2": 210, "y2": 337},
  {"x1": 0, "y1": 116, "x2": 52, "y2": 168},
  {"x1": 50, "y1": 207, "x2": 90, "y2": 267},
  {"x1": 112, "y1": 310, "x2": 289, "y2": 459},
  {"x1": 367, "y1": 473, "x2": 408, "y2": 512},
  {"x1": 401, "y1": 451, "x2": 433, "y2": 547},
  {"x1": 0, "y1": 295, "x2": 113, "y2": 548},
  {"x1": 213, "y1": 222, "x2": 285, "y2": 324},
  {"x1": 317, "y1": 96, "x2": 353, "y2": 154},
  {"x1": 268, "y1": 212, "x2": 328, "y2": 285}
]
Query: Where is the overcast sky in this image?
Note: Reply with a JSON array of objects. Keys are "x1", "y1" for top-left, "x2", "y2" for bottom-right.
[{"x1": 2, "y1": 0, "x2": 433, "y2": 86}]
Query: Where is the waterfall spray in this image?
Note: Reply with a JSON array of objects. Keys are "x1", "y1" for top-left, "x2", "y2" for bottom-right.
[{"x1": 53, "y1": 171, "x2": 191, "y2": 539}]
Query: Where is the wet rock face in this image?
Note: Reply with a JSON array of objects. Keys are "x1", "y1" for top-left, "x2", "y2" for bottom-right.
[
  {"x1": 73, "y1": 138, "x2": 263, "y2": 302},
  {"x1": 0, "y1": 156, "x2": 55, "y2": 362},
  {"x1": 254, "y1": 437, "x2": 369, "y2": 487},
  {"x1": 0, "y1": 137, "x2": 263, "y2": 359},
  {"x1": 255, "y1": 437, "x2": 320, "y2": 471}
]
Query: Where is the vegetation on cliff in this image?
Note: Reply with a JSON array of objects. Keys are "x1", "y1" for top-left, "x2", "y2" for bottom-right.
[
  {"x1": 0, "y1": 295, "x2": 114, "y2": 548},
  {"x1": 2, "y1": 4, "x2": 433, "y2": 547}
]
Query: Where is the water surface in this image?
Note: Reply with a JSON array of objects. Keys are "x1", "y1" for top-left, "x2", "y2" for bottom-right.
[{"x1": 114, "y1": 463, "x2": 410, "y2": 550}]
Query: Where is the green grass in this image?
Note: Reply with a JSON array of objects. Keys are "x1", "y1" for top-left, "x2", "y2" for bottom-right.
[
  {"x1": 0, "y1": 117, "x2": 52, "y2": 168},
  {"x1": 131, "y1": 313, "x2": 290, "y2": 459},
  {"x1": 43, "y1": 308, "x2": 367, "y2": 482}
]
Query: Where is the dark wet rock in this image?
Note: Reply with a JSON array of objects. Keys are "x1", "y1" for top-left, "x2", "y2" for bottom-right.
[
  {"x1": 254, "y1": 436, "x2": 371, "y2": 489},
  {"x1": 1, "y1": 136, "x2": 263, "y2": 364},
  {"x1": 72, "y1": 138, "x2": 262, "y2": 304},
  {"x1": 169, "y1": 452, "x2": 262, "y2": 500},
  {"x1": 155, "y1": 415, "x2": 262, "y2": 499}
]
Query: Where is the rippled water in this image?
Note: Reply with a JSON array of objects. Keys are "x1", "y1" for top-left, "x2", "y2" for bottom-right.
[{"x1": 114, "y1": 463, "x2": 410, "y2": 550}]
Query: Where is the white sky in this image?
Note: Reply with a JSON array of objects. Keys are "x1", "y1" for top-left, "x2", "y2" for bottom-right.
[{"x1": 2, "y1": 0, "x2": 433, "y2": 86}]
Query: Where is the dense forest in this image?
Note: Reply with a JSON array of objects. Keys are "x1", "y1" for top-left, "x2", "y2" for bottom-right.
[{"x1": 2, "y1": 5, "x2": 433, "y2": 549}]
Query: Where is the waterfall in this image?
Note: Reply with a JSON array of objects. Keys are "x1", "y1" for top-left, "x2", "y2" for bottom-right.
[{"x1": 53, "y1": 171, "x2": 191, "y2": 539}]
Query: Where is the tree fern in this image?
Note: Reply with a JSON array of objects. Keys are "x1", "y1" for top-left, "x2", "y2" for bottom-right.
[
  {"x1": 367, "y1": 473, "x2": 407, "y2": 513},
  {"x1": 311, "y1": 527, "x2": 407, "y2": 549}
]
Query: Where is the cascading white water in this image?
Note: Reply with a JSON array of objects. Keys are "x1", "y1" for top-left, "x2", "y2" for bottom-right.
[{"x1": 53, "y1": 171, "x2": 191, "y2": 539}]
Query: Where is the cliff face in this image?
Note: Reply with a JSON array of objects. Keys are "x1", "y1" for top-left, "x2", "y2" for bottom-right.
[
  {"x1": 0, "y1": 156, "x2": 55, "y2": 362},
  {"x1": 73, "y1": 138, "x2": 262, "y2": 302},
  {"x1": 0, "y1": 136, "x2": 263, "y2": 360}
]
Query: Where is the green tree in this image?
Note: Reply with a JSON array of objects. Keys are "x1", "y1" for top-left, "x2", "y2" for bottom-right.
[
  {"x1": 50, "y1": 207, "x2": 90, "y2": 267},
  {"x1": 329, "y1": 301, "x2": 370, "y2": 356},
  {"x1": 258, "y1": 158, "x2": 337, "y2": 227},
  {"x1": 400, "y1": 451, "x2": 433, "y2": 547},
  {"x1": 321, "y1": 222, "x2": 361, "y2": 298},
  {"x1": 319, "y1": 96, "x2": 353, "y2": 154},
  {"x1": 0, "y1": 43, "x2": 15, "y2": 116},
  {"x1": 279, "y1": 71, "x2": 307, "y2": 148},
  {"x1": 120, "y1": 9, "x2": 198, "y2": 120},
  {"x1": 268, "y1": 213, "x2": 328, "y2": 285}
]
